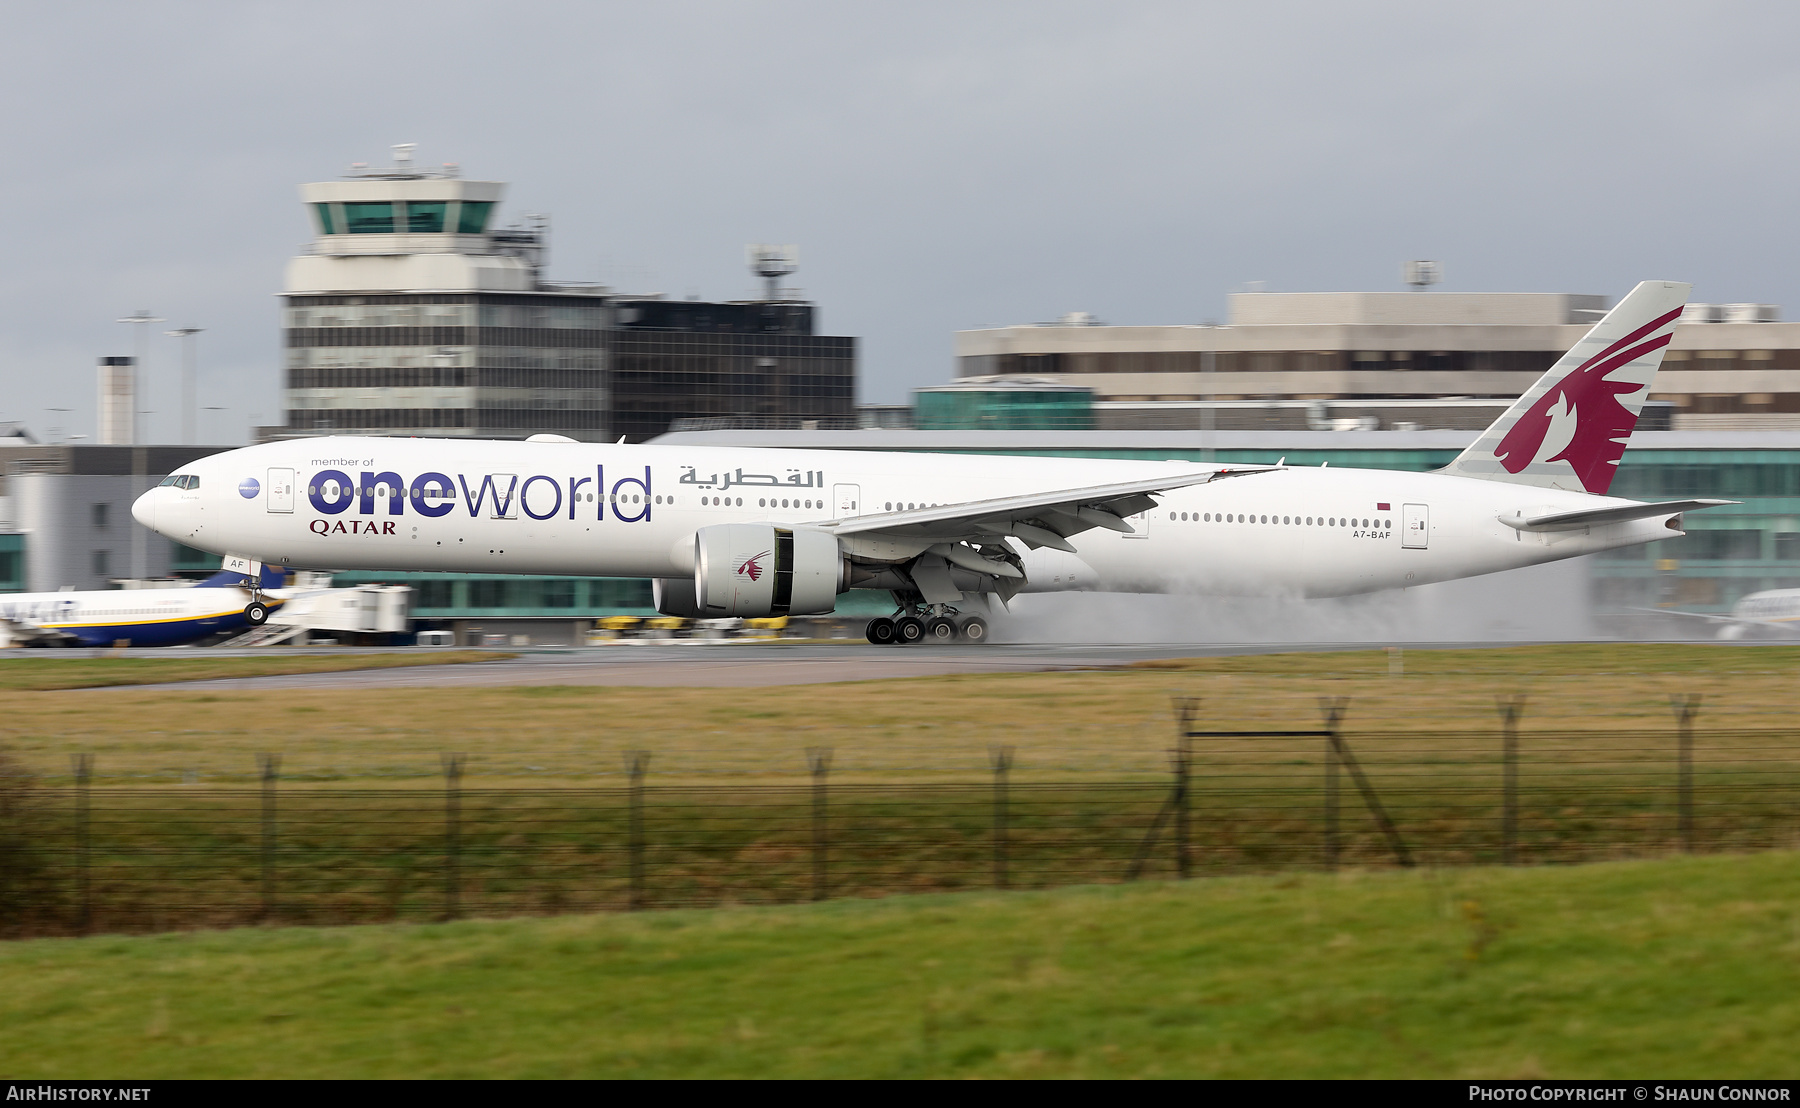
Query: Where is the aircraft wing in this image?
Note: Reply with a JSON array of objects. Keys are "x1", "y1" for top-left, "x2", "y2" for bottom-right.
[
  {"x1": 0, "y1": 616, "x2": 77, "y2": 647},
  {"x1": 813, "y1": 466, "x2": 1278, "y2": 550},
  {"x1": 1627, "y1": 607, "x2": 1800, "y2": 635}
]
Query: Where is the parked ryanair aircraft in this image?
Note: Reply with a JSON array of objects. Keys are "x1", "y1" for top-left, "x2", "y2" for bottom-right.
[
  {"x1": 0, "y1": 565, "x2": 286, "y2": 647},
  {"x1": 134, "y1": 282, "x2": 1727, "y2": 645}
]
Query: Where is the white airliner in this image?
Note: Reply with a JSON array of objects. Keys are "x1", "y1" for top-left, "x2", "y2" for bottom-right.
[
  {"x1": 133, "y1": 281, "x2": 1725, "y2": 645},
  {"x1": 0, "y1": 565, "x2": 286, "y2": 648},
  {"x1": 1639, "y1": 589, "x2": 1800, "y2": 640}
]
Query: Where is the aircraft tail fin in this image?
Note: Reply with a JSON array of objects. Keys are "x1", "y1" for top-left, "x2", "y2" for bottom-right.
[{"x1": 1440, "y1": 280, "x2": 1691, "y2": 495}]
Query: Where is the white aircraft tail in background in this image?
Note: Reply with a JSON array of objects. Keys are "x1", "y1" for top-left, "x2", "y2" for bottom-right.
[{"x1": 1443, "y1": 280, "x2": 1691, "y2": 495}]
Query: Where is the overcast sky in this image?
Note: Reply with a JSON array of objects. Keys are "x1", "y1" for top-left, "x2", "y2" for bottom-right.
[{"x1": 2, "y1": 1, "x2": 1797, "y2": 443}]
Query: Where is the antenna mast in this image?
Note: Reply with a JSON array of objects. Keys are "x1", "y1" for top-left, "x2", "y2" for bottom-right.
[{"x1": 747, "y1": 244, "x2": 798, "y2": 302}]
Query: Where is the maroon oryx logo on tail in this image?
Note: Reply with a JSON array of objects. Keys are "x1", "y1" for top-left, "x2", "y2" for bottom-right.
[
  {"x1": 1493, "y1": 306, "x2": 1681, "y2": 494},
  {"x1": 736, "y1": 550, "x2": 771, "y2": 582}
]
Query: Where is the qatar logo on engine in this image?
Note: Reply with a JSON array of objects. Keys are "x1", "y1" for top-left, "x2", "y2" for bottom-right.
[{"x1": 736, "y1": 551, "x2": 770, "y2": 582}]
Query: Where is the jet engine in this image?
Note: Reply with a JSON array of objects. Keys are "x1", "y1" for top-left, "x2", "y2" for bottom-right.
[{"x1": 692, "y1": 524, "x2": 845, "y2": 617}]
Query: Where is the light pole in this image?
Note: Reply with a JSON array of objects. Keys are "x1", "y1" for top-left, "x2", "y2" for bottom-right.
[
  {"x1": 166, "y1": 328, "x2": 204, "y2": 445},
  {"x1": 117, "y1": 309, "x2": 163, "y2": 444}
]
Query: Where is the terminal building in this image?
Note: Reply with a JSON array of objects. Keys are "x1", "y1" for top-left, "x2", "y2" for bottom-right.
[
  {"x1": 0, "y1": 442, "x2": 226, "y2": 593},
  {"x1": 954, "y1": 292, "x2": 1798, "y2": 432},
  {"x1": 279, "y1": 147, "x2": 856, "y2": 443}
]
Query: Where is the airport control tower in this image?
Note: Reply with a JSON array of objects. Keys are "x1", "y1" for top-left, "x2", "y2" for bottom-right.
[
  {"x1": 278, "y1": 146, "x2": 856, "y2": 442},
  {"x1": 287, "y1": 144, "x2": 537, "y2": 295}
]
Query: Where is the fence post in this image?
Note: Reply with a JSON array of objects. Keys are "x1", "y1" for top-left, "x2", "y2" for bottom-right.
[
  {"x1": 442, "y1": 753, "x2": 465, "y2": 920},
  {"x1": 625, "y1": 750, "x2": 650, "y2": 910},
  {"x1": 1497, "y1": 695, "x2": 1526, "y2": 865},
  {"x1": 1173, "y1": 700, "x2": 1195, "y2": 879},
  {"x1": 1320, "y1": 697, "x2": 1350, "y2": 872},
  {"x1": 70, "y1": 753, "x2": 92, "y2": 934},
  {"x1": 256, "y1": 753, "x2": 280, "y2": 922},
  {"x1": 1671, "y1": 694, "x2": 1701, "y2": 853},
  {"x1": 990, "y1": 745, "x2": 1014, "y2": 889},
  {"x1": 806, "y1": 747, "x2": 832, "y2": 902}
]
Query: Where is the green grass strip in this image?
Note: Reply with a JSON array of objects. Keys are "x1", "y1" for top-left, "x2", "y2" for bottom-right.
[{"x1": 1, "y1": 851, "x2": 1795, "y2": 1077}]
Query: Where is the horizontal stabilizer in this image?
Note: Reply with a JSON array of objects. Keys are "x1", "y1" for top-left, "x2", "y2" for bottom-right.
[{"x1": 1498, "y1": 499, "x2": 1733, "y2": 533}]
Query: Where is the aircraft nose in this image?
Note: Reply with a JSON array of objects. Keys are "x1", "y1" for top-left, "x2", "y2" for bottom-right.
[{"x1": 132, "y1": 487, "x2": 157, "y2": 530}]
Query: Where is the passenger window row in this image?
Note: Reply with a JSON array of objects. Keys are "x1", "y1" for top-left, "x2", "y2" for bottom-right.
[{"x1": 1168, "y1": 511, "x2": 1392, "y2": 529}]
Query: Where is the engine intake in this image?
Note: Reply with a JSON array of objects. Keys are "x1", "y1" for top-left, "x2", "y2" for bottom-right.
[{"x1": 694, "y1": 523, "x2": 844, "y2": 617}]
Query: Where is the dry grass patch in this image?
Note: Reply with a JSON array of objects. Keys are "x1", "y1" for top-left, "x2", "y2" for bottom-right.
[{"x1": 0, "y1": 645, "x2": 1796, "y2": 786}]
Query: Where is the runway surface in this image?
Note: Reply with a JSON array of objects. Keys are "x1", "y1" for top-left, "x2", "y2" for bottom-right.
[
  {"x1": 79, "y1": 640, "x2": 1392, "y2": 692},
  {"x1": 52, "y1": 637, "x2": 1752, "y2": 693}
]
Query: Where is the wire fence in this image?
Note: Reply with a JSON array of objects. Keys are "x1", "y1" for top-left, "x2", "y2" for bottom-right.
[{"x1": 3, "y1": 698, "x2": 1799, "y2": 938}]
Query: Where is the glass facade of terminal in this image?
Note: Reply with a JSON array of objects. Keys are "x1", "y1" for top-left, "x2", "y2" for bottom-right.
[
  {"x1": 0, "y1": 533, "x2": 22, "y2": 591},
  {"x1": 282, "y1": 293, "x2": 855, "y2": 441},
  {"x1": 964, "y1": 348, "x2": 1800, "y2": 416},
  {"x1": 914, "y1": 388, "x2": 1095, "y2": 430},
  {"x1": 962, "y1": 350, "x2": 1568, "y2": 379}
]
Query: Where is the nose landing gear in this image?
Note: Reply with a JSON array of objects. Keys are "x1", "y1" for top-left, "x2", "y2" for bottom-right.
[{"x1": 244, "y1": 601, "x2": 269, "y2": 626}]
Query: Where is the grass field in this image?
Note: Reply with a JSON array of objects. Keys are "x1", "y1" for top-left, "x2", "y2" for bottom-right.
[
  {"x1": 2, "y1": 644, "x2": 1798, "y2": 785},
  {"x1": 1, "y1": 850, "x2": 1795, "y2": 1078},
  {"x1": 0, "y1": 651, "x2": 501, "y2": 692}
]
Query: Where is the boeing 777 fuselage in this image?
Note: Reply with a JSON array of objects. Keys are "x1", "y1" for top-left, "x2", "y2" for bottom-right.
[{"x1": 131, "y1": 282, "x2": 1724, "y2": 644}]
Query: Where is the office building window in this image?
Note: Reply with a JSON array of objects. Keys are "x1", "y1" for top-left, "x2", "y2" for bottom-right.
[
  {"x1": 93, "y1": 550, "x2": 110, "y2": 576},
  {"x1": 92, "y1": 503, "x2": 109, "y2": 529}
]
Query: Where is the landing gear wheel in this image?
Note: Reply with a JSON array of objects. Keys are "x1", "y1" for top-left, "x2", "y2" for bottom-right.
[
  {"x1": 959, "y1": 615, "x2": 989, "y2": 644},
  {"x1": 865, "y1": 617, "x2": 896, "y2": 645},
  {"x1": 244, "y1": 602, "x2": 269, "y2": 627},
  {"x1": 925, "y1": 616, "x2": 958, "y2": 643},
  {"x1": 894, "y1": 616, "x2": 925, "y2": 644}
]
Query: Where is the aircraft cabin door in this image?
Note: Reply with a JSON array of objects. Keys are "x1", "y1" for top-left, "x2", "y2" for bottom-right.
[
  {"x1": 1121, "y1": 505, "x2": 1151, "y2": 538},
  {"x1": 1402, "y1": 503, "x2": 1429, "y2": 549},
  {"x1": 267, "y1": 468, "x2": 294, "y2": 513},
  {"x1": 833, "y1": 483, "x2": 861, "y2": 519}
]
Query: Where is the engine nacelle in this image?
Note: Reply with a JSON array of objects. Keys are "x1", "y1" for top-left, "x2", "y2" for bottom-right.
[
  {"x1": 694, "y1": 524, "x2": 844, "y2": 617},
  {"x1": 652, "y1": 577, "x2": 703, "y2": 618}
]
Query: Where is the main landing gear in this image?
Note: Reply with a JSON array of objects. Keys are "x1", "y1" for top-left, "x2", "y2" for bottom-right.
[{"x1": 865, "y1": 604, "x2": 988, "y2": 645}]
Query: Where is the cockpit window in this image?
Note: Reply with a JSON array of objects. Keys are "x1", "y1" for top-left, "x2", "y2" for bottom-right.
[
  {"x1": 160, "y1": 474, "x2": 199, "y2": 489},
  {"x1": 183, "y1": 475, "x2": 199, "y2": 490},
  {"x1": 157, "y1": 475, "x2": 180, "y2": 487}
]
